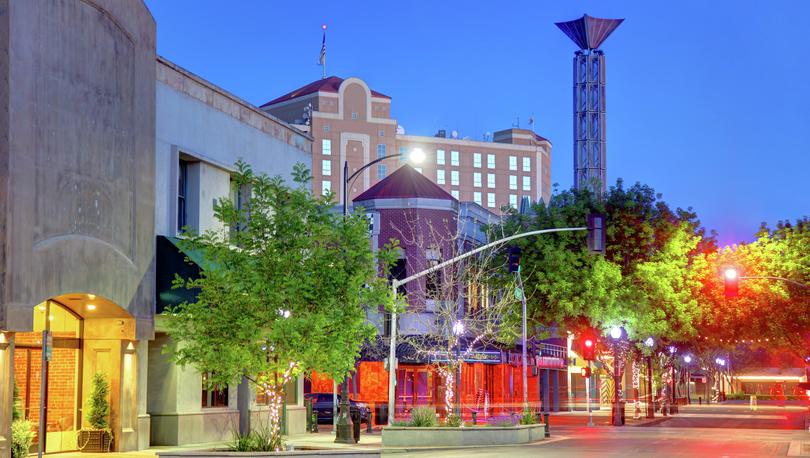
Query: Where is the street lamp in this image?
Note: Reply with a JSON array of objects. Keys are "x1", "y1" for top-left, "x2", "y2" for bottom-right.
[
  {"x1": 644, "y1": 337, "x2": 655, "y2": 419},
  {"x1": 342, "y1": 148, "x2": 425, "y2": 216},
  {"x1": 716, "y1": 357, "x2": 727, "y2": 401},
  {"x1": 336, "y1": 147, "x2": 423, "y2": 443},
  {"x1": 452, "y1": 320, "x2": 464, "y2": 416},
  {"x1": 683, "y1": 355, "x2": 692, "y2": 404},
  {"x1": 608, "y1": 326, "x2": 624, "y2": 426}
]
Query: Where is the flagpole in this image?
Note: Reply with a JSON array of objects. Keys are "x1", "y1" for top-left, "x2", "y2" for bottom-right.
[{"x1": 321, "y1": 24, "x2": 327, "y2": 79}]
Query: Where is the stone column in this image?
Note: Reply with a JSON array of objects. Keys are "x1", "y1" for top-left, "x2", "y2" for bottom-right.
[{"x1": 136, "y1": 340, "x2": 151, "y2": 450}]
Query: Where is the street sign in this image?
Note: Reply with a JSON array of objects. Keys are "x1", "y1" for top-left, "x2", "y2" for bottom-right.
[
  {"x1": 514, "y1": 287, "x2": 523, "y2": 300},
  {"x1": 44, "y1": 330, "x2": 53, "y2": 361}
]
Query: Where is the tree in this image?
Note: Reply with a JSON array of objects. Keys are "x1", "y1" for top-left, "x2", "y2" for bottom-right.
[
  {"x1": 86, "y1": 372, "x2": 110, "y2": 429},
  {"x1": 389, "y1": 212, "x2": 519, "y2": 420},
  {"x1": 165, "y1": 161, "x2": 393, "y2": 449}
]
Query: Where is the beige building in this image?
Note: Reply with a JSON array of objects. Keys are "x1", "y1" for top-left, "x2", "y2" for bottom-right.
[{"x1": 261, "y1": 77, "x2": 552, "y2": 212}]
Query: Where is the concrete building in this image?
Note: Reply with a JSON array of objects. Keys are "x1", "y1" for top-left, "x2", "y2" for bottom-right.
[
  {"x1": 0, "y1": 1, "x2": 156, "y2": 454},
  {"x1": 0, "y1": 1, "x2": 312, "y2": 454},
  {"x1": 260, "y1": 76, "x2": 552, "y2": 211},
  {"x1": 148, "y1": 58, "x2": 312, "y2": 446}
]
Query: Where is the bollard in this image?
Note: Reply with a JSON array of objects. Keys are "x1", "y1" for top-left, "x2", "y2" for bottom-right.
[
  {"x1": 543, "y1": 413, "x2": 550, "y2": 437},
  {"x1": 699, "y1": 396, "x2": 702, "y2": 405},
  {"x1": 472, "y1": 411, "x2": 477, "y2": 425},
  {"x1": 366, "y1": 409, "x2": 372, "y2": 433}
]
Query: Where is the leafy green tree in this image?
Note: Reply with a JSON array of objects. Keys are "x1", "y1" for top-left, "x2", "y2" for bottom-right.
[
  {"x1": 165, "y1": 161, "x2": 393, "y2": 448},
  {"x1": 86, "y1": 372, "x2": 110, "y2": 429}
]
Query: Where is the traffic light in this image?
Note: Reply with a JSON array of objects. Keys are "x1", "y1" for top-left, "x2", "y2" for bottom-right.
[
  {"x1": 587, "y1": 213, "x2": 606, "y2": 255},
  {"x1": 724, "y1": 268, "x2": 739, "y2": 297},
  {"x1": 582, "y1": 337, "x2": 596, "y2": 361},
  {"x1": 580, "y1": 366, "x2": 591, "y2": 378},
  {"x1": 507, "y1": 246, "x2": 521, "y2": 273}
]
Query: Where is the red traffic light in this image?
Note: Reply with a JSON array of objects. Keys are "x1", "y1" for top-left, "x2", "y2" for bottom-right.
[
  {"x1": 582, "y1": 337, "x2": 596, "y2": 361},
  {"x1": 724, "y1": 268, "x2": 739, "y2": 297},
  {"x1": 580, "y1": 367, "x2": 591, "y2": 378}
]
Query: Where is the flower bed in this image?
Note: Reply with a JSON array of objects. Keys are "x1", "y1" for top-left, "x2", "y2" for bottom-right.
[{"x1": 381, "y1": 424, "x2": 545, "y2": 448}]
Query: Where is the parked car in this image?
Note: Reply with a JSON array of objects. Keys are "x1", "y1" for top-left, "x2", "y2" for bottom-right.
[{"x1": 305, "y1": 392, "x2": 370, "y2": 424}]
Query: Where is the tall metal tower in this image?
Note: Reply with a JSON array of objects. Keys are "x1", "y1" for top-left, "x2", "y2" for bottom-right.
[{"x1": 556, "y1": 14, "x2": 623, "y2": 195}]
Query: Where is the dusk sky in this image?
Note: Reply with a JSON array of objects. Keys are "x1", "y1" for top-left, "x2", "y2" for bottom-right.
[{"x1": 145, "y1": 1, "x2": 809, "y2": 246}]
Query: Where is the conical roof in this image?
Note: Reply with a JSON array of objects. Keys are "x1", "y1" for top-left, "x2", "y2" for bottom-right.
[
  {"x1": 555, "y1": 14, "x2": 624, "y2": 50},
  {"x1": 354, "y1": 164, "x2": 456, "y2": 202}
]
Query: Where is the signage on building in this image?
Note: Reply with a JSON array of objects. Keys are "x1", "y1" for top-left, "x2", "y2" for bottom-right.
[
  {"x1": 430, "y1": 350, "x2": 501, "y2": 364},
  {"x1": 535, "y1": 355, "x2": 565, "y2": 369}
]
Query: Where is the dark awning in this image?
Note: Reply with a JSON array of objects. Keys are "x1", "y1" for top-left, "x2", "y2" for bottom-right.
[{"x1": 156, "y1": 235, "x2": 202, "y2": 314}]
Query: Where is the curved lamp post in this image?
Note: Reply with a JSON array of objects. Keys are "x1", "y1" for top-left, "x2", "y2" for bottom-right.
[
  {"x1": 609, "y1": 326, "x2": 624, "y2": 426},
  {"x1": 335, "y1": 148, "x2": 424, "y2": 443}
]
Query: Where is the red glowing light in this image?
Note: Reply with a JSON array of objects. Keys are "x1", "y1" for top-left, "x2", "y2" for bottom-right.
[
  {"x1": 724, "y1": 268, "x2": 738, "y2": 280},
  {"x1": 584, "y1": 339, "x2": 593, "y2": 348}
]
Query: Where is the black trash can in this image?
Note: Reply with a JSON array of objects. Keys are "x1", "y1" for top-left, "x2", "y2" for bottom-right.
[
  {"x1": 351, "y1": 409, "x2": 361, "y2": 443},
  {"x1": 375, "y1": 404, "x2": 388, "y2": 425}
]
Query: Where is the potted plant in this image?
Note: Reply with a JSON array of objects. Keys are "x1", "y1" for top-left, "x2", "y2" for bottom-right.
[
  {"x1": 11, "y1": 384, "x2": 35, "y2": 458},
  {"x1": 77, "y1": 372, "x2": 113, "y2": 452}
]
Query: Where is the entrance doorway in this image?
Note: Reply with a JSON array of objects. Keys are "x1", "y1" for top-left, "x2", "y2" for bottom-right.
[{"x1": 14, "y1": 300, "x2": 82, "y2": 453}]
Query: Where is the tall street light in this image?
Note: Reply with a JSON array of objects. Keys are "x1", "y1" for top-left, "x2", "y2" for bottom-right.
[
  {"x1": 335, "y1": 147, "x2": 424, "y2": 444},
  {"x1": 683, "y1": 355, "x2": 692, "y2": 404},
  {"x1": 609, "y1": 326, "x2": 624, "y2": 426},
  {"x1": 452, "y1": 320, "x2": 465, "y2": 416},
  {"x1": 644, "y1": 337, "x2": 655, "y2": 419}
]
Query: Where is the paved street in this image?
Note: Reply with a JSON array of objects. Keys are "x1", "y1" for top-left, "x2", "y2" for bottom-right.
[{"x1": 388, "y1": 404, "x2": 810, "y2": 457}]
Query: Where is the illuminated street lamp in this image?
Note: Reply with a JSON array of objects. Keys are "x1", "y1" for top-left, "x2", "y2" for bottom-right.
[
  {"x1": 608, "y1": 326, "x2": 624, "y2": 426},
  {"x1": 644, "y1": 337, "x2": 655, "y2": 419},
  {"x1": 683, "y1": 355, "x2": 692, "y2": 404},
  {"x1": 724, "y1": 268, "x2": 739, "y2": 297},
  {"x1": 452, "y1": 320, "x2": 464, "y2": 415}
]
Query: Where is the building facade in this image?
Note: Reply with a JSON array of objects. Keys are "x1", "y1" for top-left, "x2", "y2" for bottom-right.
[
  {"x1": 261, "y1": 76, "x2": 552, "y2": 211},
  {"x1": 0, "y1": 2, "x2": 313, "y2": 454}
]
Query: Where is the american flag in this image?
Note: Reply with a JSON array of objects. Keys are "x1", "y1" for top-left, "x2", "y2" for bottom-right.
[{"x1": 318, "y1": 25, "x2": 326, "y2": 66}]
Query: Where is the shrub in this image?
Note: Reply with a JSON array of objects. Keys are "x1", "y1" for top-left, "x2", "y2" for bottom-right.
[
  {"x1": 445, "y1": 413, "x2": 462, "y2": 427},
  {"x1": 11, "y1": 420, "x2": 35, "y2": 458},
  {"x1": 390, "y1": 419, "x2": 411, "y2": 427},
  {"x1": 520, "y1": 409, "x2": 537, "y2": 425},
  {"x1": 86, "y1": 372, "x2": 110, "y2": 429},
  {"x1": 409, "y1": 407, "x2": 438, "y2": 427},
  {"x1": 228, "y1": 426, "x2": 284, "y2": 452}
]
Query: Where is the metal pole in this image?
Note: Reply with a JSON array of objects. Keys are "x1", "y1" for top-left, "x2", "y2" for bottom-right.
[
  {"x1": 517, "y1": 270, "x2": 528, "y2": 410},
  {"x1": 387, "y1": 281, "x2": 398, "y2": 425},
  {"x1": 646, "y1": 356, "x2": 654, "y2": 418},
  {"x1": 384, "y1": 226, "x2": 588, "y2": 425},
  {"x1": 567, "y1": 335, "x2": 573, "y2": 412},
  {"x1": 38, "y1": 329, "x2": 47, "y2": 458},
  {"x1": 455, "y1": 342, "x2": 461, "y2": 416},
  {"x1": 613, "y1": 343, "x2": 621, "y2": 426},
  {"x1": 586, "y1": 360, "x2": 593, "y2": 426}
]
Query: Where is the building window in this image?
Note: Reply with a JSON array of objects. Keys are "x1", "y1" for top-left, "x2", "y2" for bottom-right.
[
  {"x1": 322, "y1": 139, "x2": 332, "y2": 156},
  {"x1": 487, "y1": 173, "x2": 495, "y2": 189},
  {"x1": 415, "y1": 167, "x2": 423, "y2": 174},
  {"x1": 322, "y1": 180, "x2": 332, "y2": 195},
  {"x1": 509, "y1": 175, "x2": 517, "y2": 190},
  {"x1": 509, "y1": 194, "x2": 518, "y2": 208},
  {"x1": 473, "y1": 172, "x2": 482, "y2": 188},
  {"x1": 437, "y1": 170, "x2": 446, "y2": 185},
  {"x1": 177, "y1": 159, "x2": 188, "y2": 232},
  {"x1": 399, "y1": 147, "x2": 407, "y2": 162},
  {"x1": 451, "y1": 170, "x2": 459, "y2": 186},
  {"x1": 323, "y1": 125, "x2": 331, "y2": 133},
  {"x1": 451, "y1": 190, "x2": 460, "y2": 199},
  {"x1": 451, "y1": 150, "x2": 460, "y2": 166},
  {"x1": 487, "y1": 154, "x2": 496, "y2": 169},
  {"x1": 379, "y1": 129, "x2": 385, "y2": 137},
  {"x1": 509, "y1": 156, "x2": 517, "y2": 171},
  {"x1": 487, "y1": 193, "x2": 495, "y2": 208},
  {"x1": 473, "y1": 192, "x2": 482, "y2": 205},
  {"x1": 322, "y1": 159, "x2": 332, "y2": 176},
  {"x1": 201, "y1": 373, "x2": 228, "y2": 408},
  {"x1": 437, "y1": 149, "x2": 445, "y2": 165},
  {"x1": 351, "y1": 112, "x2": 358, "y2": 120},
  {"x1": 523, "y1": 157, "x2": 531, "y2": 172},
  {"x1": 523, "y1": 176, "x2": 531, "y2": 191},
  {"x1": 377, "y1": 144, "x2": 386, "y2": 158},
  {"x1": 378, "y1": 164, "x2": 387, "y2": 179},
  {"x1": 473, "y1": 153, "x2": 482, "y2": 168}
]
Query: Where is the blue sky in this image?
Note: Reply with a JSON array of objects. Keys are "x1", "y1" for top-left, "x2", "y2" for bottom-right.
[{"x1": 145, "y1": 1, "x2": 809, "y2": 246}]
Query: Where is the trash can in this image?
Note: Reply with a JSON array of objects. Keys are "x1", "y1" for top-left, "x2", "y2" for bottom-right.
[
  {"x1": 375, "y1": 404, "x2": 388, "y2": 425},
  {"x1": 351, "y1": 409, "x2": 361, "y2": 443}
]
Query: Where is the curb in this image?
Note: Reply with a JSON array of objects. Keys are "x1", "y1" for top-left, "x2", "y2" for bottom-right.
[{"x1": 381, "y1": 436, "x2": 570, "y2": 454}]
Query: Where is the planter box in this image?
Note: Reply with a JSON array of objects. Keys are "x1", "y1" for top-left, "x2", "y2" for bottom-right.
[
  {"x1": 77, "y1": 429, "x2": 112, "y2": 453},
  {"x1": 157, "y1": 451, "x2": 379, "y2": 457},
  {"x1": 381, "y1": 424, "x2": 545, "y2": 448}
]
